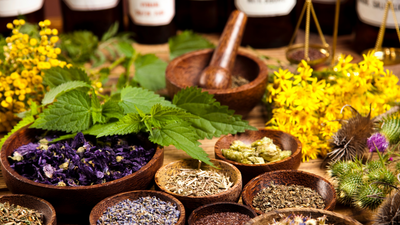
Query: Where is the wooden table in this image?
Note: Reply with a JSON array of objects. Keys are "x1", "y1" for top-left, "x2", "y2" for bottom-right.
[{"x1": 0, "y1": 30, "x2": 391, "y2": 225}]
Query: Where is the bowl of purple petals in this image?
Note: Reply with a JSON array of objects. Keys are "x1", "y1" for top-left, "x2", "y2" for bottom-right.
[{"x1": 0, "y1": 125, "x2": 164, "y2": 224}]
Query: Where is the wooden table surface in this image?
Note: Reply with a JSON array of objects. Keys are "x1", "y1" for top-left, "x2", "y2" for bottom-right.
[{"x1": 0, "y1": 29, "x2": 392, "y2": 225}]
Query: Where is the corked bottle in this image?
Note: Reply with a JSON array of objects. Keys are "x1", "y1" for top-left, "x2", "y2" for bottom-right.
[
  {"x1": 296, "y1": 0, "x2": 356, "y2": 36},
  {"x1": 128, "y1": 0, "x2": 177, "y2": 44},
  {"x1": 60, "y1": 0, "x2": 124, "y2": 38},
  {"x1": 353, "y1": 0, "x2": 400, "y2": 53},
  {"x1": 228, "y1": 0, "x2": 297, "y2": 48},
  {"x1": 0, "y1": 0, "x2": 44, "y2": 36}
]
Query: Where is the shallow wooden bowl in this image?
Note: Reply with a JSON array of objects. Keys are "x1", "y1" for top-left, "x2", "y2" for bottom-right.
[
  {"x1": 0, "y1": 194, "x2": 57, "y2": 225},
  {"x1": 154, "y1": 159, "x2": 242, "y2": 214},
  {"x1": 166, "y1": 48, "x2": 268, "y2": 118},
  {"x1": 242, "y1": 170, "x2": 336, "y2": 215},
  {"x1": 188, "y1": 202, "x2": 257, "y2": 225},
  {"x1": 89, "y1": 190, "x2": 185, "y2": 225},
  {"x1": 215, "y1": 128, "x2": 302, "y2": 186},
  {"x1": 0, "y1": 125, "x2": 164, "y2": 224},
  {"x1": 244, "y1": 208, "x2": 362, "y2": 225}
]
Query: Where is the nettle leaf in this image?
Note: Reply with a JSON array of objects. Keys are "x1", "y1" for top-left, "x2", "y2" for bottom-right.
[
  {"x1": 91, "y1": 91, "x2": 105, "y2": 124},
  {"x1": 31, "y1": 90, "x2": 92, "y2": 133},
  {"x1": 101, "y1": 99, "x2": 124, "y2": 121},
  {"x1": 169, "y1": 30, "x2": 215, "y2": 60},
  {"x1": 173, "y1": 87, "x2": 256, "y2": 139},
  {"x1": 149, "y1": 121, "x2": 212, "y2": 166},
  {"x1": 41, "y1": 81, "x2": 92, "y2": 105},
  {"x1": 43, "y1": 67, "x2": 91, "y2": 88},
  {"x1": 118, "y1": 41, "x2": 135, "y2": 58},
  {"x1": 119, "y1": 86, "x2": 174, "y2": 114},
  {"x1": 149, "y1": 104, "x2": 197, "y2": 128},
  {"x1": 97, "y1": 113, "x2": 144, "y2": 137},
  {"x1": 134, "y1": 54, "x2": 167, "y2": 91}
]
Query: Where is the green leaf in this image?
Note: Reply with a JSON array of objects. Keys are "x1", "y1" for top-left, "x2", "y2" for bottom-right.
[
  {"x1": 58, "y1": 31, "x2": 99, "y2": 65},
  {"x1": 41, "y1": 81, "x2": 93, "y2": 105},
  {"x1": 91, "y1": 49, "x2": 107, "y2": 68},
  {"x1": 118, "y1": 41, "x2": 135, "y2": 58},
  {"x1": 43, "y1": 67, "x2": 91, "y2": 88},
  {"x1": 133, "y1": 54, "x2": 167, "y2": 91},
  {"x1": 0, "y1": 116, "x2": 35, "y2": 150},
  {"x1": 173, "y1": 87, "x2": 256, "y2": 139},
  {"x1": 101, "y1": 99, "x2": 125, "y2": 121},
  {"x1": 117, "y1": 72, "x2": 128, "y2": 89},
  {"x1": 31, "y1": 90, "x2": 92, "y2": 133},
  {"x1": 149, "y1": 104, "x2": 197, "y2": 128},
  {"x1": 119, "y1": 87, "x2": 174, "y2": 114},
  {"x1": 149, "y1": 121, "x2": 213, "y2": 166},
  {"x1": 97, "y1": 114, "x2": 144, "y2": 137},
  {"x1": 169, "y1": 30, "x2": 215, "y2": 60},
  {"x1": 101, "y1": 22, "x2": 119, "y2": 42},
  {"x1": 91, "y1": 91, "x2": 105, "y2": 124}
]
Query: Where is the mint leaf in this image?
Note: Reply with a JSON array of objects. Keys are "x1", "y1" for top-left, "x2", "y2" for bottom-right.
[
  {"x1": 43, "y1": 67, "x2": 91, "y2": 88},
  {"x1": 97, "y1": 114, "x2": 144, "y2": 137},
  {"x1": 173, "y1": 87, "x2": 256, "y2": 139},
  {"x1": 134, "y1": 54, "x2": 167, "y2": 91},
  {"x1": 149, "y1": 104, "x2": 197, "y2": 128},
  {"x1": 149, "y1": 121, "x2": 213, "y2": 166},
  {"x1": 41, "y1": 81, "x2": 93, "y2": 105},
  {"x1": 169, "y1": 30, "x2": 215, "y2": 60},
  {"x1": 101, "y1": 99, "x2": 124, "y2": 121},
  {"x1": 0, "y1": 116, "x2": 35, "y2": 149},
  {"x1": 119, "y1": 87, "x2": 174, "y2": 114},
  {"x1": 31, "y1": 90, "x2": 92, "y2": 133}
]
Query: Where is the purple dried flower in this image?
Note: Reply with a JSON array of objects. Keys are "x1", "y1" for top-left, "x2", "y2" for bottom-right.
[{"x1": 367, "y1": 133, "x2": 389, "y2": 152}]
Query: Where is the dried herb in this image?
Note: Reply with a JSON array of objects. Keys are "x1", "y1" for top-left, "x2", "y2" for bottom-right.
[
  {"x1": 289, "y1": 48, "x2": 326, "y2": 61},
  {"x1": 231, "y1": 76, "x2": 249, "y2": 88},
  {"x1": 193, "y1": 212, "x2": 251, "y2": 225},
  {"x1": 164, "y1": 168, "x2": 233, "y2": 196},
  {"x1": 252, "y1": 182, "x2": 325, "y2": 213},
  {"x1": 0, "y1": 202, "x2": 43, "y2": 225},
  {"x1": 270, "y1": 214, "x2": 331, "y2": 225}
]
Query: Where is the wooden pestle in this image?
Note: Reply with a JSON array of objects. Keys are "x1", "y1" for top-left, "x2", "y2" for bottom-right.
[{"x1": 198, "y1": 10, "x2": 247, "y2": 89}]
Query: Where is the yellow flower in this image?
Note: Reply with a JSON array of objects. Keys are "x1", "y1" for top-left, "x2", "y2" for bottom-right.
[
  {"x1": 32, "y1": 75, "x2": 43, "y2": 85},
  {"x1": 6, "y1": 23, "x2": 13, "y2": 29}
]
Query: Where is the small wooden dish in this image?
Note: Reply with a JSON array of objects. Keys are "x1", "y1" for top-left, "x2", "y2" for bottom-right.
[
  {"x1": 154, "y1": 159, "x2": 242, "y2": 214},
  {"x1": 0, "y1": 194, "x2": 57, "y2": 225},
  {"x1": 0, "y1": 125, "x2": 164, "y2": 224},
  {"x1": 242, "y1": 170, "x2": 336, "y2": 215},
  {"x1": 215, "y1": 128, "x2": 302, "y2": 186},
  {"x1": 89, "y1": 190, "x2": 186, "y2": 225},
  {"x1": 188, "y1": 202, "x2": 257, "y2": 225},
  {"x1": 244, "y1": 208, "x2": 362, "y2": 225}
]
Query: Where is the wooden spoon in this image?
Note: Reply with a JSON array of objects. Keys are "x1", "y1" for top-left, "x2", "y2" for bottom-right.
[{"x1": 198, "y1": 10, "x2": 247, "y2": 89}]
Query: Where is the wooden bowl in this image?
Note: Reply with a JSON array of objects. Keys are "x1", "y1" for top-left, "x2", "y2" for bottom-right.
[
  {"x1": 154, "y1": 159, "x2": 242, "y2": 214},
  {"x1": 244, "y1": 208, "x2": 362, "y2": 225},
  {"x1": 188, "y1": 202, "x2": 257, "y2": 225},
  {"x1": 166, "y1": 48, "x2": 268, "y2": 118},
  {"x1": 89, "y1": 190, "x2": 186, "y2": 225},
  {"x1": 242, "y1": 170, "x2": 336, "y2": 215},
  {"x1": 0, "y1": 194, "x2": 57, "y2": 225},
  {"x1": 215, "y1": 128, "x2": 302, "y2": 186},
  {"x1": 0, "y1": 125, "x2": 164, "y2": 224}
]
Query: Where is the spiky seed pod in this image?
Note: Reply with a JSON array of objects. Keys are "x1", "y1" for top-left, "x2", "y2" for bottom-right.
[
  {"x1": 354, "y1": 184, "x2": 386, "y2": 210},
  {"x1": 338, "y1": 171, "x2": 365, "y2": 205},
  {"x1": 327, "y1": 160, "x2": 360, "y2": 178},
  {"x1": 368, "y1": 169, "x2": 396, "y2": 193},
  {"x1": 367, "y1": 160, "x2": 385, "y2": 172},
  {"x1": 321, "y1": 105, "x2": 375, "y2": 168},
  {"x1": 373, "y1": 190, "x2": 400, "y2": 225},
  {"x1": 380, "y1": 113, "x2": 400, "y2": 145}
]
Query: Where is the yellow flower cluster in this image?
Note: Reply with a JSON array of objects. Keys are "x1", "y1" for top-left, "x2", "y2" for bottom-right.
[
  {"x1": 267, "y1": 52, "x2": 400, "y2": 161},
  {"x1": 0, "y1": 19, "x2": 68, "y2": 132}
]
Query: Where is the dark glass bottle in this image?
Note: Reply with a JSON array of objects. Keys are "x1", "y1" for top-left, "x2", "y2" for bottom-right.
[
  {"x1": 61, "y1": 0, "x2": 124, "y2": 38},
  {"x1": 128, "y1": 0, "x2": 176, "y2": 44},
  {"x1": 296, "y1": 0, "x2": 356, "y2": 36},
  {"x1": 353, "y1": 0, "x2": 400, "y2": 53},
  {"x1": 0, "y1": 0, "x2": 44, "y2": 36},
  {"x1": 230, "y1": 0, "x2": 297, "y2": 49}
]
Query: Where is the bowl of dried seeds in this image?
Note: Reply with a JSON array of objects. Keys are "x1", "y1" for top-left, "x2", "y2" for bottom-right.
[
  {"x1": 0, "y1": 194, "x2": 57, "y2": 225},
  {"x1": 154, "y1": 159, "x2": 243, "y2": 214},
  {"x1": 90, "y1": 190, "x2": 185, "y2": 225},
  {"x1": 215, "y1": 129, "x2": 302, "y2": 186},
  {"x1": 244, "y1": 208, "x2": 362, "y2": 225},
  {"x1": 241, "y1": 170, "x2": 336, "y2": 215}
]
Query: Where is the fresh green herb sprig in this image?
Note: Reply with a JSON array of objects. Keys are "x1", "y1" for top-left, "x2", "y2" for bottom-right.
[{"x1": 1, "y1": 66, "x2": 256, "y2": 166}]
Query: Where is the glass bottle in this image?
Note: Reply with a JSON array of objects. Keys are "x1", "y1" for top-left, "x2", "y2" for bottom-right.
[
  {"x1": 61, "y1": 0, "x2": 124, "y2": 38},
  {"x1": 128, "y1": 0, "x2": 176, "y2": 44},
  {"x1": 231, "y1": 0, "x2": 297, "y2": 49},
  {"x1": 0, "y1": 0, "x2": 44, "y2": 36},
  {"x1": 353, "y1": 0, "x2": 400, "y2": 53}
]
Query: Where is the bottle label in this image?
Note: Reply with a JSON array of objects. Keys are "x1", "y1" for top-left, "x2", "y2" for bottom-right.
[
  {"x1": 63, "y1": 0, "x2": 119, "y2": 11},
  {"x1": 235, "y1": 0, "x2": 295, "y2": 17},
  {"x1": 357, "y1": 0, "x2": 400, "y2": 29},
  {"x1": 129, "y1": 0, "x2": 175, "y2": 26},
  {"x1": 0, "y1": 0, "x2": 44, "y2": 17}
]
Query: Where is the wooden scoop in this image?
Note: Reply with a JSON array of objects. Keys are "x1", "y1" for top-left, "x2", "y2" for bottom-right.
[{"x1": 199, "y1": 10, "x2": 247, "y2": 89}]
